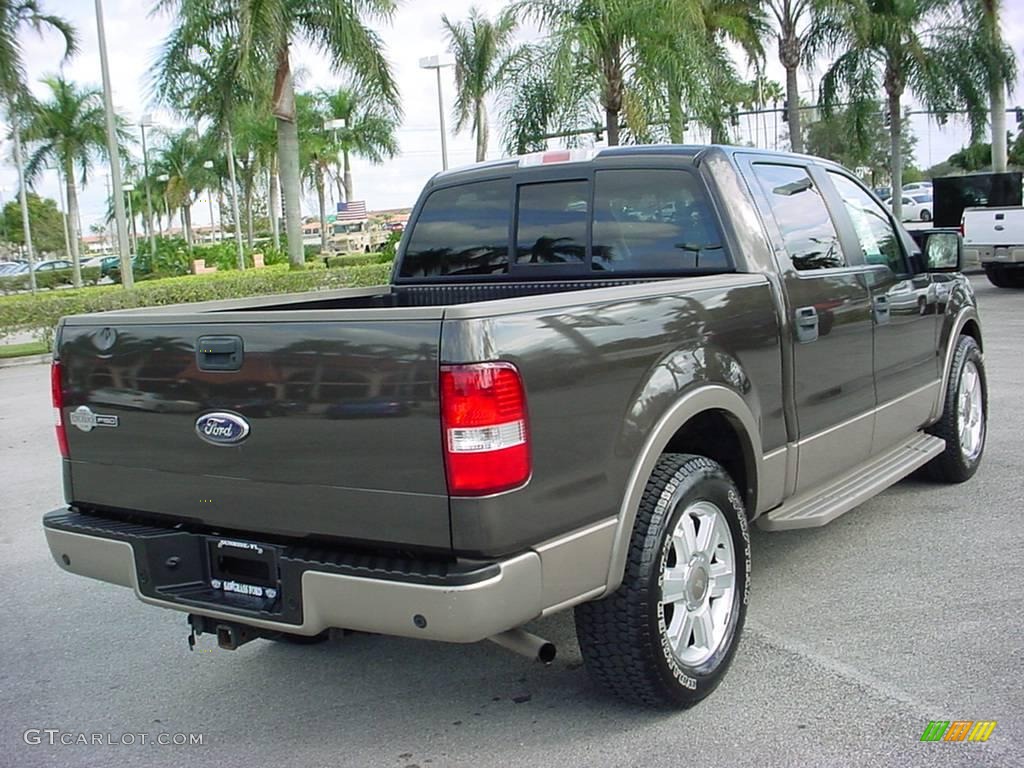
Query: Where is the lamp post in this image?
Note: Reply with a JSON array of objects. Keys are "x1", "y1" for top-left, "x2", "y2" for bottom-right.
[
  {"x1": 419, "y1": 55, "x2": 454, "y2": 171},
  {"x1": 12, "y1": 124, "x2": 37, "y2": 293},
  {"x1": 122, "y1": 183, "x2": 136, "y2": 255},
  {"x1": 139, "y1": 114, "x2": 157, "y2": 260},
  {"x1": 95, "y1": 0, "x2": 133, "y2": 287},
  {"x1": 202, "y1": 159, "x2": 217, "y2": 243}
]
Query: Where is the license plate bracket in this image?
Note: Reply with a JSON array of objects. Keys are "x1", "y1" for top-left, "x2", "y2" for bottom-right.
[{"x1": 207, "y1": 538, "x2": 280, "y2": 601}]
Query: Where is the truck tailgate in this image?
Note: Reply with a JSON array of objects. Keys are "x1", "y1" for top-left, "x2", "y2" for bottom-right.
[{"x1": 57, "y1": 317, "x2": 449, "y2": 549}]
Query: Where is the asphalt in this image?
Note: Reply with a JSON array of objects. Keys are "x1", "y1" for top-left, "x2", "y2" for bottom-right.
[{"x1": 0, "y1": 278, "x2": 1021, "y2": 768}]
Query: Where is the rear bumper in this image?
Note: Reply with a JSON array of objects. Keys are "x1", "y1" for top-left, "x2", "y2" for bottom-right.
[
  {"x1": 43, "y1": 509, "x2": 544, "y2": 642},
  {"x1": 969, "y1": 244, "x2": 1024, "y2": 265}
]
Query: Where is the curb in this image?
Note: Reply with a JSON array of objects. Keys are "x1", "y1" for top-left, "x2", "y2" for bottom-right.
[{"x1": 0, "y1": 353, "x2": 51, "y2": 369}]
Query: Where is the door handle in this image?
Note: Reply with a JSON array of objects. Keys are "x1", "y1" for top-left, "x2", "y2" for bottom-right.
[{"x1": 795, "y1": 306, "x2": 818, "y2": 343}]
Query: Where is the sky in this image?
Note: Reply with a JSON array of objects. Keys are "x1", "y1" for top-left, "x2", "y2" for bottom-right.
[{"x1": 2, "y1": 0, "x2": 1023, "y2": 232}]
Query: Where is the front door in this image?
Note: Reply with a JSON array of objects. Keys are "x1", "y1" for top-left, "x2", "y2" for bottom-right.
[
  {"x1": 742, "y1": 159, "x2": 876, "y2": 494},
  {"x1": 824, "y1": 171, "x2": 942, "y2": 453}
]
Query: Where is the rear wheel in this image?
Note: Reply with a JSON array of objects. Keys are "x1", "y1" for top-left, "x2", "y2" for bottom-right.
[
  {"x1": 575, "y1": 454, "x2": 750, "y2": 708},
  {"x1": 985, "y1": 265, "x2": 1011, "y2": 287},
  {"x1": 926, "y1": 335, "x2": 986, "y2": 482},
  {"x1": 921, "y1": 209, "x2": 932, "y2": 221}
]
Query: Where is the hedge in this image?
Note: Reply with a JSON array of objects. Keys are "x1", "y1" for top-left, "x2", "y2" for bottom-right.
[
  {"x1": 324, "y1": 252, "x2": 395, "y2": 268},
  {"x1": 0, "y1": 262, "x2": 392, "y2": 350},
  {"x1": 1, "y1": 266, "x2": 102, "y2": 294}
]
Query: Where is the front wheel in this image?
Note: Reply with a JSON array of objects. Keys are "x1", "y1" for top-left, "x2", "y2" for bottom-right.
[
  {"x1": 575, "y1": 454, "x2": 750, "y2": 708},
  {"x1": 926, "y1": 335, "x2": 986, "y2": 482}
]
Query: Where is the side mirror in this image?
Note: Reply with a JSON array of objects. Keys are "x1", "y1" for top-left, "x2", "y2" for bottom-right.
[{"x1": 915, "y1": 229, "x2": 962, "y2": 272}]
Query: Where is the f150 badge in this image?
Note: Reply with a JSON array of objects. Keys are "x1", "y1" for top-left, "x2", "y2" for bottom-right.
[
  {"x1": 69, "y1": 405, "x2": 119, "y2": 432},
  {"x1": 195, "y1": 412, "x2": 250, "y2": 445}
]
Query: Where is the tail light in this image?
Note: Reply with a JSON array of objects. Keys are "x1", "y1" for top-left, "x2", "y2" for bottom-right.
[
  {"x1": 440, "y1": 362, "x2": 530, "y2": 496},
  {"x1": 959, "y1": 215, "x2": 965, "y2": 237},
  {"x1": 51, "y1": 360, "x2": 69, "y2": 458}
]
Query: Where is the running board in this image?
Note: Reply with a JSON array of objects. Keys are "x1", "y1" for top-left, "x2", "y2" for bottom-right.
[{"x1": 757, "y1": 433, "x2": 946, "y2": 531}]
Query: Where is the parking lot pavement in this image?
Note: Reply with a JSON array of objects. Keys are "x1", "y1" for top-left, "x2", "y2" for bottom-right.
[{"x1": 1, "y1": 278, "x2": 1020, "y2": 768}]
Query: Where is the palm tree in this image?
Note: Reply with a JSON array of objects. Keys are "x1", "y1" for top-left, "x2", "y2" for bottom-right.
[
  {"x1": 297, "y1": 92, "x2": 333, "y2": 254},
  {"x1": 818, "y1": 0, "x2": 980, "y2": 220},
  {"x1": 23, "y1": 76, "x2": 120, "y2": 286},
  {"x1": 441, "y1": 7, "x2": 516, "y2": 162},
  {"x1": 0, "y1": 0, "x2": 76, "y2": 291},
  {"x1": 317, "y1": 84, "x2": 400, "y2": 204},
  {"x1": 152, "y1": 32, "x2": 257, "y2": 269},
  {"x1": 151, "y1": 128, "x2": 207, "y2": 251},
  {"x1": 763, "y1": 0, "x2": 817, "y2": 153},
  {"x1": 943, "y1": 0, "x2": 1017, "y2": 172},
  {"x1": 513, "y1": 0, "x2": 696, "y2": 146},
  {"x1": 154, "y1": 0, "x2": 400, "y2": 268},
  {"x1": 234, "y1": 106, "x2": 280, "y2": 249}
]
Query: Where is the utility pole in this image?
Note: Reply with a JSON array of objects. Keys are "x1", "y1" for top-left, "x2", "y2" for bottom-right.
[{"x1": 95, "y1": 0, "x2": 133, "y2": 288}]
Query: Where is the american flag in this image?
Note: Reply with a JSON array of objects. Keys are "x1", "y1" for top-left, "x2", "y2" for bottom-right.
[{"x1": 336, "y1": 200, "x2": 367, "y2": 221}]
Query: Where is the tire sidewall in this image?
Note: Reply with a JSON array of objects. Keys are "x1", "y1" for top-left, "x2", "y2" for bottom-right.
[
  {"x1": 647, "y1": 464, "x2": 751, "y2": 704},
  {"x1": 946, "y1": 337, "x2": 987, "y2": 479}
]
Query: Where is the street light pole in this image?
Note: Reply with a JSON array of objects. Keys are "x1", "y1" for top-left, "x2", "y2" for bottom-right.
[
  {"x1": 139, "y1": 114, "x2": 157, "y2": 261},
  {"x1": 12, "y1": 125, "x2": 37, "y2": 294},
  {"x1": 95, "y1": 0, "x2": 133, "y2": 288},
  {"x1": 419, "y1": 55, "x2": 454, "y2": 171}
]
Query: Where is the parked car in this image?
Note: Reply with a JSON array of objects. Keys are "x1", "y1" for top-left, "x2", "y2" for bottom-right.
[
  {"x1": 44, "y1": 145, "x2": 985, "y2": 709},
  {"x1": 33, "y1": 259, "x2": 72, "y2": 272},
  {"x1": 903, "y1": 181, "x2": 933, "y2": 193},
  {"x1": 886, "y1": 193, "x2": 933, "y2": 221},
  {"x1": 963, "y1": 205, "x2": 1024, "y2": 287}
]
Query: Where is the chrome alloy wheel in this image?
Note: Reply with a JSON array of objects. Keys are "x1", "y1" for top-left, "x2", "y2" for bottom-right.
[
  {"x1": 660, "y1": 500, "x2": 736, "y2": 667},
  {"x1": 958, "y1": 360, "x2": 984, "y2": 462}
]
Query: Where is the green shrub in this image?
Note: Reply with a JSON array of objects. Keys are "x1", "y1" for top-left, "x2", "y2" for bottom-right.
[
  {"x1": 380, "y1": 229, "x2": 403, "y2": 260},
  {"x1": 81, "y1": 267, "x2": 102, "y2": 286},
  {"x1": 36, "y1": 268, "x2": 73, "y2": 290},
  {"x1": 325, "y1": 253, "x2": 392, "y2": 268},
  {"x1": 0, "y1": 262, "x2": 392, "y2": 350},
  {"x1": 0, "y1": 274, "x2": 29, "y2": 294}
]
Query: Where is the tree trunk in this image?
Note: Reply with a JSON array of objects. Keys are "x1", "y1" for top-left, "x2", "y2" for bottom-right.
[
  {"x1": 334, "y1": 173, "x2": 344, "y2": 203},
  {"x1": 605, "y1": 106, "x2": 620, "y2": 146},
  {"x1": 272, "y1": 46, "x2": 304, "y2": 268},
  {"x1": 887, "y1": 87, "x2": 903, "y2": 222},
  {"x1": 317, "y1": 171, "x2": 328, "y2": 254},
  {"x1": 183, "y1": 205, "x2": 194, "y2": 252},
  {"x1": 785, "y1": 64, "x2": 802, "y2": 153},
  {"x1": 668, "y1": 83, "x2": 685, "y2": 143},
  {"x1": 342, "y1": 149, "x2": 353, "y2": 203},
  {"x1": 225, "y1": 131, "x2": 246, "y2": 269},
  {"x1": 269, "y1": 159, "x2": 281, "y2": 251},
  {"x1": 64, "y1": 160, "x2": 83, "y2": 288},
  {"x1": 475, "y1": 99, "x2": 488, "y2": 162},
  {"x1": 991, "y1": 82, "x2": 1007, "y2": 173}
]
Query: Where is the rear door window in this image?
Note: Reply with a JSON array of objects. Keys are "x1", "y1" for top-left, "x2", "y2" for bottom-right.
[
  {"x1": 751, "y1": 163, "x2": 845, "y2": 270},
  {"x1": 400, "y1": 179, "x2": 511, "y2": 277},
  {"x1": 514, "y1": 180, "x2": 588, "y2": 265},
  {"x1": 591, "y1": 169, "x2": 727, "y2": 272}
]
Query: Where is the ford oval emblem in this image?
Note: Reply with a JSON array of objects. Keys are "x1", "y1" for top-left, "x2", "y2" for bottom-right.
[{"x1": 195, "y1": 412, "x2": 250, "y2": 445}]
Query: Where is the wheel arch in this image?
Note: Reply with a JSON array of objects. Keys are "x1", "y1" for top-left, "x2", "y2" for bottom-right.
[
  {"x1": 602, "y1": 385, "x2": 763, "y2": 596},
  {"x1": 932, "y1": 308, "x2": 983, "y2": 422}
]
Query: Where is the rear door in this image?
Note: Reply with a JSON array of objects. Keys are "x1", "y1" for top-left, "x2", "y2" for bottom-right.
[
  {"x1": 58, "y1": 315, "x2": 450, "y2": 549},
  {"x1": 740, "y1": 157, "x2": 875, "y2": 494}
]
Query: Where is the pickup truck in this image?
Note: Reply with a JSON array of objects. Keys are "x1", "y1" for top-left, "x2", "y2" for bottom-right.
[
  {"x1": 963, "y1": 206, "x2": 1024, "y2": 288},
  {"x1": 44, "y1": 146, "x2": 986, "y2": 708}
]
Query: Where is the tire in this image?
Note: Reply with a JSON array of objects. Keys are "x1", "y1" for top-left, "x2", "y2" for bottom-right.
[
  {"x1": 925, "y1": 335, "x2": 986, "y2": 483},
  {"x1": 575, "y1": 454, "x2": 750, "y2": 708},
  {"x1": 921, "y1": 210, "x2": 932, "y2": 222},
  {"x1": 985, "y1": 265, "x2": 1011, "y2": 288}
]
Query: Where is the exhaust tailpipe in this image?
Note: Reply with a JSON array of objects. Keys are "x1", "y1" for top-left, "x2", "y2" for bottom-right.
[{"x1": 488, "y1": 628, "x2": 556, "y2": 664}]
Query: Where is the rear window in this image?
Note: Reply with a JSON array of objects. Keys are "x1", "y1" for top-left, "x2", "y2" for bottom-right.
[
  {"x1": 400, "y1": 167, "x2": 729, "y2": 279},
  {"x1": 400, "y1": 179, "x2": 511, "y2": 277},
  {"x1": 592, "y1": 169, "x2": 727, "y2": 271}
]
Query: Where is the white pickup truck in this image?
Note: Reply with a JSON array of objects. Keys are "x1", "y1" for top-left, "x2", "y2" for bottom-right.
[{"x1": 963, "y1": 206, "x2": 1024, "y2": 287}]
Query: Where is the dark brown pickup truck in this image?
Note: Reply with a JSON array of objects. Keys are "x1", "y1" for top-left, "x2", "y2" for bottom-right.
[{"x1": 44, "y1": 146, "x2": 986, "y2": 707}]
